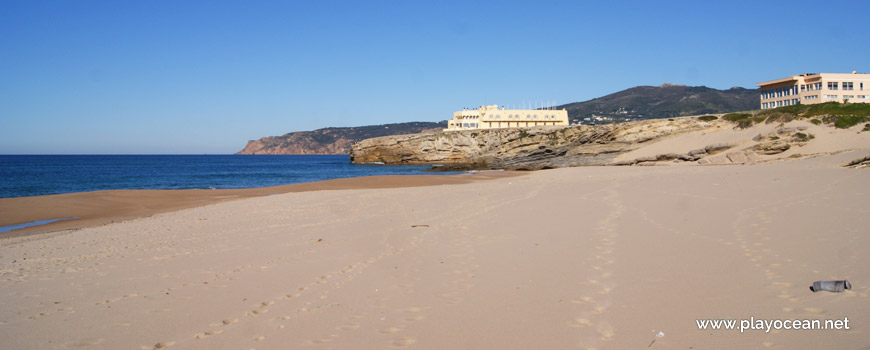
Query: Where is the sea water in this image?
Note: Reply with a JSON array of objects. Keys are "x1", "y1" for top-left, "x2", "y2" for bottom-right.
[{"x1": 0, "y1": 155, "x2": 453, "y2": 198}]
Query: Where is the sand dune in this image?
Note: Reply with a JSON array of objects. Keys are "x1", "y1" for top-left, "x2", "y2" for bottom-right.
[{"x1": 1, "y1": 147, "x2": 869, "y2": 349}]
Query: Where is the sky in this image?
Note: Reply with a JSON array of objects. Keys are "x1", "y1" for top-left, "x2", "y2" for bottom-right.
[{"x1": 1, "y1": 0, "x2": 868, "y2": 154}]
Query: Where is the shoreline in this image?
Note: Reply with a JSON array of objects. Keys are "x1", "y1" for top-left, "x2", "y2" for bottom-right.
[{"x1": 0, "y1": 171, "x2": 520, "y2": 238}]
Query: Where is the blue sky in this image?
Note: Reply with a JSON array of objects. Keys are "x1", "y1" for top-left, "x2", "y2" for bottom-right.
[{"x1": 1, "y1": 0, "x2": 868, "y2": 154}]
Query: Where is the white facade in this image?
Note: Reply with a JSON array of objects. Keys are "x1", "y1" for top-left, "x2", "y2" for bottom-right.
[
  {"x1": 756, "y1": 72, "x2": 870, "y2": 109},
  {"x1": 445, "y1": 105, "x2": 569, "y2": 131}
]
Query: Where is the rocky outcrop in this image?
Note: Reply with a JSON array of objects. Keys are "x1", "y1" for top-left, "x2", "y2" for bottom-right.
[
  {"x1": 614, "y1": 143, "x2": 734, "y2": 166},
  {"x1": 238, "y1": 133, "x2": 354, "y2": 155},
  {"x1": 845, "y1": 155, "x2": 870, "y2": 168},
  {"x1": 350, "y1": 118, "x2": 727, "y2": 170},
  {"x1": 237, "y1": 122, "x2": 445, "y2": 155}
]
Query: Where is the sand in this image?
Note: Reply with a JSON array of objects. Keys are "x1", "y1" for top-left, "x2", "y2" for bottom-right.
[
  {"x1": 0, "y1": 173, "x2": 513, "y2": 238},
  {"x1": 2, "y1": 120, "x2": 870, "y2": 349}
]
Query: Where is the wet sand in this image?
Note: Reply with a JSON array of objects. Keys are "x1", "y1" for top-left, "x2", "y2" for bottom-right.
[{"x1": 0, "y1": 172, "x2": 517, "y2": 238}]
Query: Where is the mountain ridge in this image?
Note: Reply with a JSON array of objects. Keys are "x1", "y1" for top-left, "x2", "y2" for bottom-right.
[{"x1": 560, "y1": 84, "x2": 758, "y2": 124}]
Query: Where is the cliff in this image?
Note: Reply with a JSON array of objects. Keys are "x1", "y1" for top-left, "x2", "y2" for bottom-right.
[{"x1": 237, "y1": 122, "x2": 446, "y2": 155}]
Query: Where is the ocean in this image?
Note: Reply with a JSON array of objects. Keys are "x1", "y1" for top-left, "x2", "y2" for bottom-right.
[{"x1": 0, "y1": 155, "x2": 453, "y2": 198}]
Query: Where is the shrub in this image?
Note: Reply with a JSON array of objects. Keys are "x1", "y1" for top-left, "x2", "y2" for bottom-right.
[
  {"x1": 824, "y1": 115, "x2": 870, "y2": 129},
  {"x1": 810, "y1": 119, "x2": 822, "y2": 125},
  {"x1": 864, "y1": 123, "x2": 870, "y2": 132},
  {"x1": 722, "y1": 113, "x2": 752, "y2": 122},
  {"x1": 698, "y1": 115, "x2": 718, "y2": 121}
]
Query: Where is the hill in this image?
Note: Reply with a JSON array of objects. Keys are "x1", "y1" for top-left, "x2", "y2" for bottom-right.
[
  {"x1": 237, "y1": 84, "x2": 760, "y2": 155},
  {"x1": 560, "y1": 84, "x2": 758, "y2": 124},
  {"x1": 236, "y1": 121, "x2": 446, "y2": 155}
]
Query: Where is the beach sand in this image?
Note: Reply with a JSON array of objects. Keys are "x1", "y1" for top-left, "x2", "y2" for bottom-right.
[
  {"x1": 0, "y1": 173, "x2": 513, "y2": 238},
  {"x1": 1, "y1": 150, "x2": 868, "y2": 349}
]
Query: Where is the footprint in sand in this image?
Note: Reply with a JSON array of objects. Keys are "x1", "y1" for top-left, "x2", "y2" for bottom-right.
[
  {"x1": 392, "y1": 337, "x2": 417, "y2": 347},
  {"x1": 209, "y1": 318, "x2": 239, "y2": 327},
  {"x1": 150, "y1": 341, "x2": 175, "y2": 349},
  {"x1": 195, "y1": 330, "x2": 222, "y2": 339},
  {"x1": 381, "y1": 327, "x2": 402, "y2": 334},
  {"x1": 404, "y1": 315, "x2": 424, "y2": 321},
  {"x1": 245, "y1": 309, "x2": 268, "y2": 316},
  {"x1": 571, "y1": 296, "x2": 595, "y2": 304},
  {"x1": 568, "y1": 318, "x2": 593, "y2": 328},
  {"x1": 596, "y1": 323, "x2": 615, "y2": 340}
]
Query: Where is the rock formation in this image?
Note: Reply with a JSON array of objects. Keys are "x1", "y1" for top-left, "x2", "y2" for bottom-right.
[
  {"x1": 350, "y1": 117, "x2": 728, "y2": 170},
  {"x1": 350, "y1": 115, "x2": 864, "y2": 170}
]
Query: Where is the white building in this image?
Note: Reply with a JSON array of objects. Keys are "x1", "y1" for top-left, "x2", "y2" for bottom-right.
[
  {"x1": 445, "y1": 105, "x2": 569, "y2": 131},
  {"x1": 756, "y1": 72, "x2": 870, "y2": 109}
]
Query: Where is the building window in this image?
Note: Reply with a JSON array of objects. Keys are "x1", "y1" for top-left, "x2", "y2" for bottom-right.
[
  {"x1": 861, "y1": 83, "x2": 864, "y2": 90},
  {"x1": 843, "y1": 82, "x2": 854, "y2": 90},
  {"x1": 793, "y1": 99, "x2": 799, "y2": 105},
  {"x1": 526, "y1": 115, "x2": 531, "y2": 119},
  {"x1": 762, "y1": 102, "x2": 768, "y2": 109},
  {"x1": 828, "y1": 82, "x2": 839, "y2": 90},
  {"x1": 800, "y1": 85, "x2": 806, "y2": 92},
  {"x1": 825, "y1": 95, "x2": 838, "y2": 99},
  {"x1": 843, "y1": 95, "x2": 855, "y2": 99},
  {"x1": 804, "y1": 95, "x2": 819, "y2": 100}
]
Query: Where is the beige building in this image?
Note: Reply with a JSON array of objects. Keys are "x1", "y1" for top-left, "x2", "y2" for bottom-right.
[
  {"x1": 445, "y1": 105, "x2": 569, "y2": 131},
  {"x1": 756, "y1": 72, "x2": 870, "y2": 109}
]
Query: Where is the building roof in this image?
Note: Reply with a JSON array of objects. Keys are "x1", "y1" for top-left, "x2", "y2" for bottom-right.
[
  {"x1": 756, "y1": 75, "x2": 801, "y2": 87},
  {"x1": 757, "y1": 72, "x2": 869, "y2": 87}
]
